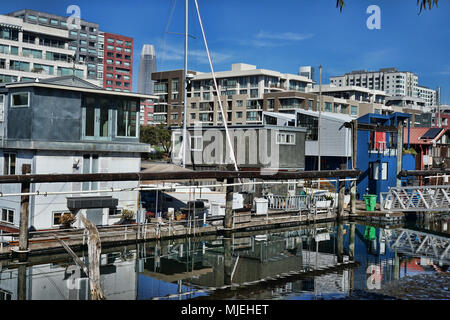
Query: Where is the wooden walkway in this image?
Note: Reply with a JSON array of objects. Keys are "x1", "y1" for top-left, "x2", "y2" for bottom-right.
[{"x1": 0, "y1": 209, "x2": 344, "y2": 258}]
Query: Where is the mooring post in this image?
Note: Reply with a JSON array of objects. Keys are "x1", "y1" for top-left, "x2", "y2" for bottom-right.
[
  {"x1": 80, "y1": 215, "x2": 106, "y2": 300},
  {"x1": 18, "y1": 164, "x2": 31, "y2": 260},
  {"x1": 224, "y1": 236, "x2": 232, "y2": 286},
  {"x1": 349, "y1": 223, "x2": 355, "y2": 261},
  {"x1": 224, "y1": 178, "x2": 234, "y2": 233},
  {"x1": 17, "y1": 263, "x2": 27, "y2": 300},
  {"x1": 337, "y1": 222, "x2": 344, "y2": 263},
  {"x1": 396, "y1": 120, "x2": 404, "y2": 188},
  {"x1": 351, "y1": 119, "x2": 358, "y2": 215},
  {"x1": 338, "y1": 179, "x2": 345, "y2": 220}
]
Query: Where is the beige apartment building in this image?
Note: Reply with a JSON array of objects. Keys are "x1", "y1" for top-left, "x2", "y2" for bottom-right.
[
  {"x1": 151, "y1": 63, "x2": 407, "y2": 127},
  {"x1": 0, "y1": 14, "x2": 88, "y2": 84}
]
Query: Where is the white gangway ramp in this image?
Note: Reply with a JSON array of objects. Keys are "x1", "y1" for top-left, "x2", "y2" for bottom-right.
[
  {"x1": 385, "y1": 229, "x2": 450, "y2": 265},
  {"x1": 380, "y1": 185, "x2": 450, "y2": 212}
]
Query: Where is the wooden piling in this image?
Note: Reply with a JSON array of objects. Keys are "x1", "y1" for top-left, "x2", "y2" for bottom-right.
[
  {"x1": 396, "y1": 120, "x2": 404, "y2": 188},
  {"x1": 337, "y1": 179, "x2": 345, "y2": 220},
  {"x1": 337, "y1": 222, "x2": 344, "y2": 263},
  {"x1": 224, "y1": 178, "x2": 234, "y2": 232},
  {"x1": 351, "y1": 119, "x2": 358, "y2": 215},
  {"x1": 18, "y1": 164, "x2": 31, "y2": 258},
  {"x1": 17, "y1": 263, "x2": 27, "y2": 300},
  {"x1": 80, "y1": 215, "x2": 106, "y2": 300}
]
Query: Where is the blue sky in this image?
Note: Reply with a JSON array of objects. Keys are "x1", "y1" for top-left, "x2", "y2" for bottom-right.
[{"x1": 2, "y1": 0, "x2": 449, "y2": 103}]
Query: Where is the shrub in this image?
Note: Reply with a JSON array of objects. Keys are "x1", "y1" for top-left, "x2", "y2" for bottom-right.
[
  {"x1": 60, "y1": 213, "x2": 76, "y2": 227},
  {"x1": 121, "y1": 209, "x2": 135, "y2": 220}
]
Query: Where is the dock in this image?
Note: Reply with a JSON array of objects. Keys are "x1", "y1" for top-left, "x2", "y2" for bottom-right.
[{"x1": 1, "y1": 208, "x2": 347, "y2": 258}]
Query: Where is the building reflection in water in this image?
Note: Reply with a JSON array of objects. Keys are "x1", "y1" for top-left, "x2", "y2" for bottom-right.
[{"x1": 0, "y1": 216, "x2": 448, "y2": 300}]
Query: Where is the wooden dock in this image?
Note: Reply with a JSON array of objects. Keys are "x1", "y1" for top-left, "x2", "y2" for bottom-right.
[{"x1": 0, "y1": 209, "x2": 344, "y2": 258}]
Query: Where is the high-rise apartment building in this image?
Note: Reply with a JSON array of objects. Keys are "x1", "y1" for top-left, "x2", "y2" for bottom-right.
[
  {"x1": 103, "y1": 32, "x2": 133, "y2": 92},
  {"x1": 330, "y1": 68, "x2": 420, "y2": 97},
  {"x1": 152, "y1": 63, "x2": 404, "y2": 127},
  {"x1": 8, "y1": 9, "x2": 101, "y2": 86},
  {"x1": 0, "y1": 14, "x2": 87, "y2": 83}
]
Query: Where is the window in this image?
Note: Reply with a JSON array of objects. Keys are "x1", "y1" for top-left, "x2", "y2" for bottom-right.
[
  {"x1": 276, "y1": 133, "x2": 296, "y2": 145},
  {"x1": 116, "y1": 40, "x2": 123, "y2": 45},
  {"x1": 324, "y1": 102, "x2": 332, "y2": 112},
  {"x1": 190, "y1": 113, "x2": 196, "y2": 119},
  {"x1": 117, "y1": 100, "x2": 137, "y2": 137},
  {"x1": 297, "y1": 113, "x2": 318, "y2": 141},
  {"x1": 0, "y1": 95, "x2": 4, "y2": 121},
  {"x1": 369, "y1": 162, "x2": 388, "y2": 180},
  {"x1": 82, "y1": 154, "x2": 99, "y2": 191},
  {"x1": 10, "y1": 61, "x2": 30, "y2": 72},
  {"x1": 10, "y1": 46, "x2": 18, "y2": 55},
  {"x1": 22, "y1": 48, "x2": 42, "y2": 59},
  {"x1": 351, "y1": 105, "x2": 358, "y2": 116},
  {"x1": 190, "y1": 136, "x2": 203, "y2": 151},
  {"x1": 50, "y1": 19, "x2": 59, "y2": 25},
  {"x1": 125, "y1": 41, "x2": 132, "y2": 46},
  {"x1": 38, "y1": 17, "x2": 48, "y2": 23},
  {"x1": 1, "y1": 208, "x2": 14, "y2": 224},
  {"x1": 236, "y1": 111, "x2": 243, "y2": 118},
  {"x1": 11, "y1": 93, "x2": 30, "y2": 107},
  {"x1": 0, "y1": 289, "x2": 12, "y2": 300},
  {"x1": 3, "y1": 153, "x2": 16, "y2": 175}
]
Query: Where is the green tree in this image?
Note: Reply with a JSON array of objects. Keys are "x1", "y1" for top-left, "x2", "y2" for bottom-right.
[
  {"x1": 336, "y1": 0, "x2": 438, "y2": 14},
  {"x1": 140, "y1": 124, "x2": 172, "y2": 154}
]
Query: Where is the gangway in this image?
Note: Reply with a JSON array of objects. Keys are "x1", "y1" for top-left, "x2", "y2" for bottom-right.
[
  {"x1": 384, "y1": 229, "x2": 450, "y2": 265},
  {"x1": 380, "y1": 185, "x2": 450, "y2": 213}
]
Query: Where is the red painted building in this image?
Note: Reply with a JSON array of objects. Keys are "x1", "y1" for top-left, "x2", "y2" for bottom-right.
[
  {"x1": 103, "y1": 32, "x2": 133, "y2": 92},
  {"x1": 140, "y1": 99, "x2": 155, "y2": 125}
]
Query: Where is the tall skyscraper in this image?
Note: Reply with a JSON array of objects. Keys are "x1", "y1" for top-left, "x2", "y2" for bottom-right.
[
  {"x1": 138, "y1": 44, "x2": 156, "y2": 126},
  {"x1": 138, "y1": 44, "x2": 156, "y2": 94}
]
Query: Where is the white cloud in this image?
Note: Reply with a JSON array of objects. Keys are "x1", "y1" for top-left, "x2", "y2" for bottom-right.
[
  {"x1": 255, "y1": 31, "x2": 315, "y2": 42},
  {"x1": 157, "y1": 41, "x2": 232, "y2": 65}
]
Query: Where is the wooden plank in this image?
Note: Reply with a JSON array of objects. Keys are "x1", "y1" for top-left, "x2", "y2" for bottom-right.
[
  {"x1": 53, "y1": 235, "x2": 89, "y2": 276},
  {"x1": 0, "y1": 169, "x2": 362, "y2": 184}
]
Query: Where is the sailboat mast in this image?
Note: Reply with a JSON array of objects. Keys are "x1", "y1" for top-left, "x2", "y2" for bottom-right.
[{"x1": 182, "y1": 0, "x2": 189, "y2": 168}]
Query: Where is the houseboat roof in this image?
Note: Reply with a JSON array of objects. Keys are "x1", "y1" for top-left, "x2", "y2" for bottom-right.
[
  {"x1": 404, "y1": 127, "x2": 447, "y2": 145},
  {"x1": 1, "y1": 76, "x2": 158, "y2": 100}
]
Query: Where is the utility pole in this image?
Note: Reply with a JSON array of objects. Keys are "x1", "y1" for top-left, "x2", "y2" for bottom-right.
[{"x1": 182, "y1": 0, "x2": 188, "y2": 168}]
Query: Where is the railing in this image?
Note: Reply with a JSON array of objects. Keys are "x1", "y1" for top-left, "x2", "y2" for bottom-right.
[
  {"x1": 266, "y1": 195, "x2": 310, "y2": 211},
  {"x1": 380, "y1": 185, "x2": 450, "y2": 212}
]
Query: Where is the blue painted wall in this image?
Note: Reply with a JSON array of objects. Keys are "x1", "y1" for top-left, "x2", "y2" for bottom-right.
[{"x1": 356, "y1": 113, "x2": 415, "y2": 201}]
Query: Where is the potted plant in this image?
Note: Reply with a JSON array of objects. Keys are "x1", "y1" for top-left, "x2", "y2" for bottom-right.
[
  {"x1": 316, "y1": 195, "x2": 334, "y2": 208},
  {"x1": 119, "y1": 209, "x2": 136, "y2": 225},
  {"x1": 59, "y1": 213, "x2": 76, "y2": 229}
]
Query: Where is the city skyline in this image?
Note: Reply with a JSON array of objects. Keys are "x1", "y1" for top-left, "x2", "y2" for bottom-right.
[{"x1": 1, "y1": 0, "x2": 449, "y2": 103}]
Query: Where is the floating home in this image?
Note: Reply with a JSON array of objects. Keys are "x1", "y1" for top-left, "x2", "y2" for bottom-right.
[{"x1": 0, "y1": 76, "x2": 155, "y2": 230}]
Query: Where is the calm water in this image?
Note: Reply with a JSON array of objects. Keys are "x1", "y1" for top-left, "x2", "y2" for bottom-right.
[{"x1": 0, "y1": 216, "x2": 448, "y2": 300}]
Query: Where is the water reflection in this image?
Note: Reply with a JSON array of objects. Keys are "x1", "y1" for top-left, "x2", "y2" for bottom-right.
[{"x1": 0, "y1": 219, "x2": 448, "y2": 300}]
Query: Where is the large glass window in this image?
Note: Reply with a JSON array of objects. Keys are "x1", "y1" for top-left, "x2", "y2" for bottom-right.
[
  {"x1": 32, "y1": 64, "x2": 54, "y2": 76},
  {"x1": 22, "y1": 48, "x2": 42, "y2": 59},
  {"x1": 297, "y1": 113, "x2": 318, "y2": 141},
  {"x1": 117, "y1": 100, "x2": 137, "y2": 137},
  {"x1": 10, "y1": 61, "x2": 30, "y2": 72},
  {"x1": 84, "y1": 97, "x2": 110, "y2": 139},
  {"x1": 3, "y1": 153, "x2": 16, "y2": 175}
]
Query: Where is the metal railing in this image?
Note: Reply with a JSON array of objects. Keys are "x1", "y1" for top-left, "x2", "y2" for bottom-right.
[
  {"x1": 380, "y1": 185, "x2": 450, "y2": 212},
  {"x1": 265, "y1": 194, "x2": 330, "y2": 211}
]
